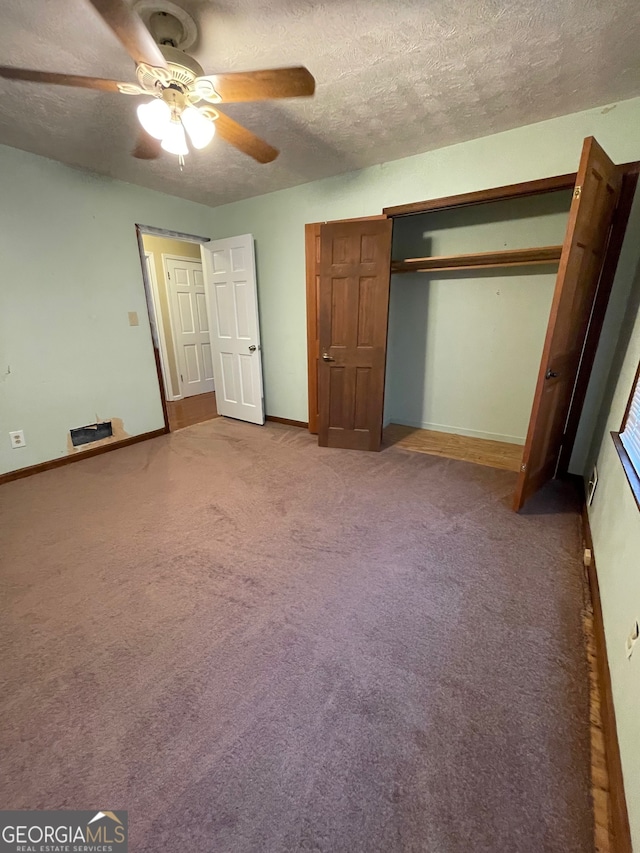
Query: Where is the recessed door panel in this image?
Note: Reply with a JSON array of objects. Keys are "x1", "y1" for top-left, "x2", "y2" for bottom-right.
[
  {"x1": 354, "y1": 367, "x2": 371, "y2": 430},
  {"x1": 330, "y1": 278, "x2": 350, "y2": 349},
  {"x1": 212, "y1": 250, "x2": 227, "y2": 273},
  {"x1": 202, "y1": 343, "x2": 214, "y2": 381},
  {"x1": 328, "y1": 367, "x2": 346, "y2": 429},
  {"x1": 239, "y1": 354, "x2": 256, "y2": 407},
  {"x1": 230, "y1": 247, "x2": 246, "y2": 272},
  {"x1": 234, "y1": 280, "x2": 251, "y2": 339},
  {"x1": 360, "y1": 235, "x2": 377, "y2": 264},
  {"x1": 177, "y1": 291, "x2": 195, "y2": 334},
  {"x1": 357, "y1": 277, "x2": 376, "y2": 347},
  {"x1": 220, "y1": 352, "x2": 238, "y2": 403},
  {"x1": 184, "y1": 344, "x2": 200, "y2": 383},
  {"x1": 196, "y1": 291, "x2": 209, "y2": 332},
  {"x1": 214, "y1": 282, "x2": 233, "y2": 338},
  {"x1": 332, "y1": 237, "x2": 349, "y2": 264},
  {"x1": 175, "y1": 266, "x2": 189, "y2": 285}
]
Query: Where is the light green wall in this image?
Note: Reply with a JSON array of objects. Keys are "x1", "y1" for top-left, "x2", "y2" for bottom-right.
[
  {"x1": 207, "y1": 96, "x2": 640, "y2": 450},
  {"x1": 141, "y1": 234, "x2": 202, "y2": 398},
  {"x1": 587, "y1": 255, "x2": 640, "y2": 849},
  {"x1": 0, "y1": 144, "x2": 211, "y2": 475}
]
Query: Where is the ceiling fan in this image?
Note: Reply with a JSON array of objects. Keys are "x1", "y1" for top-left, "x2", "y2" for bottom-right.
[{"x1": 0, "y1": 0, "x2": 316, "y2": 165}]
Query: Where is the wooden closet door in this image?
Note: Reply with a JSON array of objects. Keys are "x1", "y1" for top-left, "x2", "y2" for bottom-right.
[
  {"x1": 318, "y1": 218, "x2": 392, "y2": 450},
  {"x1": 513, "y1": 137, "x2": 621, "y2": 511}
]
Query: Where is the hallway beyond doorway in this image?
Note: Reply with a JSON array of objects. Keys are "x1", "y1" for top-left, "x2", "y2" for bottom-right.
[{"x1": 166, "y1": 392, "x2": 219, "y2": 431}]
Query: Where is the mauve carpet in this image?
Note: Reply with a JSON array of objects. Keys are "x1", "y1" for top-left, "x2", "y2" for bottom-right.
[{"x1": 0, "y1": 419, "x2": 592, "y2": 852}]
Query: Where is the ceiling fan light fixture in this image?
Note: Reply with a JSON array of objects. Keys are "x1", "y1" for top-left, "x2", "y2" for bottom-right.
[
  {"x1": 181, "y1": 106, "x2": 215, "y2": 149},
  {"x1": 137, "y1": 98, "x2": 171, "y2": 140},
  {"x1": 161, "y1": 118, "x2": 189, "y2": 156}
]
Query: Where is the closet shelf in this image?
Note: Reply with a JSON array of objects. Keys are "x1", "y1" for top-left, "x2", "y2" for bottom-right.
[{"x1": 391, "y1": 245, "x2": 564, "y2": 274}]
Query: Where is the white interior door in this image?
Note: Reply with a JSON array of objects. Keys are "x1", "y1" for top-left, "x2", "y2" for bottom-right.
[
  {"x1": 200, "y1": 235, "x2": 265, "y2": 425},
  {"x1": 165, "y1": 256, "x2": 215, "y2": 399}
]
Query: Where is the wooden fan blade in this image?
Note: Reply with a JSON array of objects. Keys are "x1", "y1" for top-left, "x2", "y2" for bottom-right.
[
  {"x1": 87, "y1": 0, "x2": 167, "y2": 68},
  {"x1": 199, "y1": 67, "x2": 315, "y2": 103},
  {"x1": 214, "y1": 111, "x2": 279, "y2": 164},
  {"x1": 0, "y1": 66, "x2": 122, "y2": 91},
  {"x1": 132, "y1": 129, "x2": 161, "y2": 160}
]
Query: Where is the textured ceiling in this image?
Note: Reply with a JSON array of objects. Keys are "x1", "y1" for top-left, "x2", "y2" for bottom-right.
[{"x1": 0, "y1": 0, "x2": 639, "y2": 207}]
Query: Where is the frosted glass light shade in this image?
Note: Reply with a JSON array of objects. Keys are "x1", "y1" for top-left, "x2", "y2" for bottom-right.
[
  {"x1": 181, "y1": 106, "x2": 215, "y2": 149},
  {"x1": 137, "y1": 99, "x2": 171, "y2": 140},
  {"x1": 161, "y1": 119, "x2": 189, "y2": 156}
]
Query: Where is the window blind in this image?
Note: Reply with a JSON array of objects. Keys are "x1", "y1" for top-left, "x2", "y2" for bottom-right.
[{"x1": 621, "y1": 375, "x2": 640, "y2": 472}]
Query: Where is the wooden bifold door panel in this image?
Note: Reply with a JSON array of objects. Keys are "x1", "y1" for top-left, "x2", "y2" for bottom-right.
[
  {"x1": 513, "y1": 137, "x2": 622, "y2": 510},
  {"x1": 318, "y1": 218, "x2": 392, "y2": 450}
]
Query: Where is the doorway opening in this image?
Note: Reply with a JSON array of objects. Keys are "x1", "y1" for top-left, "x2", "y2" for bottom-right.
[{"x1": 135, "y1": 224, "x2": 219, "y2": 432}]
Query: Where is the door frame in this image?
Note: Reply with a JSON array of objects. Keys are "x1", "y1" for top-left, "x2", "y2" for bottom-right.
[
  {"x1": 135, "y1": 224, "x2": 211, "y2": 432},
  {"x1": 143, "y1": 250, "x2": 180, "y2": 402}
]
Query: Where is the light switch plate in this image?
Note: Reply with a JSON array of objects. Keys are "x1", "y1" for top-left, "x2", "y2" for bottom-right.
[{"x1": 128, "y1": 311, "x2": 139, "y2": 326}]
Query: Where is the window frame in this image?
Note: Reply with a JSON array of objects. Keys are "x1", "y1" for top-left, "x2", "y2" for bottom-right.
[{"x1": 612, "y1": 359, "x2": 640, "y2": 510}]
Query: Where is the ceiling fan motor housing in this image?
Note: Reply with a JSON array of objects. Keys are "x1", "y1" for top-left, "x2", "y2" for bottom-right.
[
  {"x1": 160, "y1": 45, "x2": 204, "y2": 84},
  {"x1": 133, "y1": 44, "x2": 207, "y2": 100}
]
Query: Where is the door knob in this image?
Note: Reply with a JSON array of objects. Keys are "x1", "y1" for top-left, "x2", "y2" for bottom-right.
[
  {"x1": 322, "y1": 352, "x2": 335, "y2": 362},
  {"x1": 248, "y1": 345, "x2": 257, "y2": 352},
  {"x1": 545, "y1": 368, "x2": 559, "y2": 379}
]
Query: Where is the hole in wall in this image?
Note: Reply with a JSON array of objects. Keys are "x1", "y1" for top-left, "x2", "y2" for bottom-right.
[
  {"x1": 70, "y1": 421, "x2": 114, "y2": 447},
  {"x1": 66, "y1": 417, "x2": 129, "y2": 455}
]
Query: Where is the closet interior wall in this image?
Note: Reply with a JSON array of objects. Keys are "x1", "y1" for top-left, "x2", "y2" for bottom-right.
[{"x1": 384, "y1": 191, "x2": 573, "y2": 448}]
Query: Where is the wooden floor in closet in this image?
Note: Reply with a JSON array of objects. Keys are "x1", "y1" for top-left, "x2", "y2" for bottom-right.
[{"x1": 384, "y1": 424, "x2": 524, "y2": 472}]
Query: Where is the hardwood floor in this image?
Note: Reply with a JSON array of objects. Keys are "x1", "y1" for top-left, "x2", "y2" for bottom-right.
[
  {"x1": 384, "y1": 424, "x2": 524, "y2": 472},
  {"x1": 166, "y1": 392, "x2": 219, "y2": 431}
]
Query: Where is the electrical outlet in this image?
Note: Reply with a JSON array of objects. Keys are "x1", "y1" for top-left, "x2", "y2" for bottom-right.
[{"x1": 9, "y1": 430, "x2": 25, "y2": 449}]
